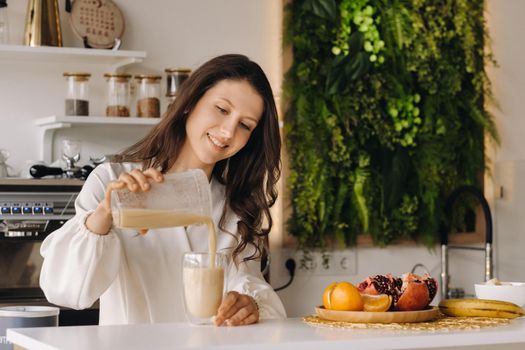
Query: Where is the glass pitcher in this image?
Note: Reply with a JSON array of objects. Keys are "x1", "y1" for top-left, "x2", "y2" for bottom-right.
[{"x1": 111, "y1": 169, "x2": 212, "y2": 230}]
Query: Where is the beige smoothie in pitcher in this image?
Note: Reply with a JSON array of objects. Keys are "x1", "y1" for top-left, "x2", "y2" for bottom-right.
[{"x1": 114, "y1": 209, "x2": 210, "y2": 229}]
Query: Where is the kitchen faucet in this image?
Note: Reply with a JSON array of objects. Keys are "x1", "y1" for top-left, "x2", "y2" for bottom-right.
[
  {"x1": 440, "y1": 185, "x2": 493, "y2": 300},
  {"x1": 411, "y1": 263, "x2": 430, "y2": 275}
]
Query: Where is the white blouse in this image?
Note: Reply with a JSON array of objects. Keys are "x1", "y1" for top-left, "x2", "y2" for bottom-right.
[{"x1": 39, "y1": 163, "x2": 286, "y2": 325}]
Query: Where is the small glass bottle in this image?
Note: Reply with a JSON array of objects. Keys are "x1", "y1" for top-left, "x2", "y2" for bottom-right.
[
  {"x1": 104, "y1": 73, "x2": 131, "y2": 117},
  {"x1": 0, "y1": 0, "x2": 9, "y2": 44},
  {"x1": 63, "y1": 72, "x2": 91, "y2": 116},
  {"x1": 165, "y1": 68, "x2": 191, "y2": 105},
  {"x1": 135, "y1": 75, "x2": 161, "y2": 118}
]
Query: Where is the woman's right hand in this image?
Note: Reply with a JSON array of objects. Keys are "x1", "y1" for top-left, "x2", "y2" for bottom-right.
[{"x1": 86, "y1": 168, "x2": 164, "y2": 235}]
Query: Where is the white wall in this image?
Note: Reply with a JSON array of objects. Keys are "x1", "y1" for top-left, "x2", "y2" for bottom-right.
[
  {"x1": 485, "y1": 0, "x2": 525, "y2": 284},
  {"x1": 1, "y1": 0, "x2": 523, "y2": 319}
]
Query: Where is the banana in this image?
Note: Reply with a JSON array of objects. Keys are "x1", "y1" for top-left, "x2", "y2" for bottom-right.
[{"x1": 439, "y1": 298, "x2": 525, "y2": 319}]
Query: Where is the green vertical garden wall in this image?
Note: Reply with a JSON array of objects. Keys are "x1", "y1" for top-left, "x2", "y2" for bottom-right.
[{"x1": 284, "y1": 0, "x2": 498, "y2": 248}]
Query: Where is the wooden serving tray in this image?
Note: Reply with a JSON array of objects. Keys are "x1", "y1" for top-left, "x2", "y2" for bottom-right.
[{"x1": 315, "y1": 306, "x2": 440, "y2": 323}]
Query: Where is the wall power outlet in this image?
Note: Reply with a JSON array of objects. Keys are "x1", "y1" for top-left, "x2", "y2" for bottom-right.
[{"x1": 274, "y1": 249, "x2": 357, "y2": 276}]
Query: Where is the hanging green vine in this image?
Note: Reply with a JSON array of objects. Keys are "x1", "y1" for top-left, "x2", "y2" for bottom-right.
[{"x1": 284, "y1": 0, "x2": 498, "y2": 248}]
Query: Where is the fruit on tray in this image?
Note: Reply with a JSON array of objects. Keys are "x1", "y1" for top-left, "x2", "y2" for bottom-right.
[
  {"x1": 439, "y1": 298, "x2": 525, "y2": 319},
  {"x1": 323, "y1": 282, "x2": 364, "y2": 311},
  {"x1": 361, "y1": 294, "x2": 393, "y2": 312},
  {"x1": 358, "y1": 273, "x2": 438, "y2": 311},
  {"x1": 358, "y1": 274, "x2": 400, "y2": 297},
  {"x1": 396, "y1": 274, "x2": 431, "y2": 311}
]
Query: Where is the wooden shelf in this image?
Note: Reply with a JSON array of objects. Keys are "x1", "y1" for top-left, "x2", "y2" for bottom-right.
[{"x1": 0, "y1": 44, "x2": 146, "y2": 71}]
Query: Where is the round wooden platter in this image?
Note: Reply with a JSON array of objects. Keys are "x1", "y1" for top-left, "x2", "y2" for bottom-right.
[{"x1": 315, "y1": 306, "x2": 440, "y2": 323}]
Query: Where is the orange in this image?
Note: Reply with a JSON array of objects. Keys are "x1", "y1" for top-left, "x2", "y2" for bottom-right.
[
  {"x1": 322, "y1": 282, "x2": 364, "y2": 311},
  {"x1": 362, "y1": 294, "x2": 392, "y2": 312},
  {"x1": 322, "y1": 282, "x2": 337, "y2": 309}
]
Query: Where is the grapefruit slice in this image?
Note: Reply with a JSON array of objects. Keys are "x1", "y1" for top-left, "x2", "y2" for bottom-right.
[{"x1": 362, "y1": 294, "x2": 392, "y2": 312}]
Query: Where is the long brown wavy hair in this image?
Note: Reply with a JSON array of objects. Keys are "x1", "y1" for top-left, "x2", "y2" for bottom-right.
[{"x1": 114, "y1": 54, "x2": 281, "y2": 263}]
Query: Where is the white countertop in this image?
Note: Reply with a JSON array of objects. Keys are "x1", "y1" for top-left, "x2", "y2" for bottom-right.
[{"x1": 7, "y1": 317, "x2": 525, "y2": 350}]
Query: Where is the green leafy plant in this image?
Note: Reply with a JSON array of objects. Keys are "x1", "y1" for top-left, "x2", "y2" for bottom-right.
[{"x1": 284, "y1": 0, "x2": 498, "y2": 248}]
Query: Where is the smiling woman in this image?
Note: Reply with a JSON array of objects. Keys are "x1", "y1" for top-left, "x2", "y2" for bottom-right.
[
  {"x1": 182, "y1": 79, "x2": 263, "y2": 170},
  {"x1": 39, "y1": 54, "x2": 286, "y2": 326}
]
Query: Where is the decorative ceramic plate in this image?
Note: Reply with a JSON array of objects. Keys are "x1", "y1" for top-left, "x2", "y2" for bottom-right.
[
  {"x1": 70, "y1": 0, "x2": 125, "y2": 49},
  {"x1": 315, "y1": 306, "x2": 440, "y2": 323}
]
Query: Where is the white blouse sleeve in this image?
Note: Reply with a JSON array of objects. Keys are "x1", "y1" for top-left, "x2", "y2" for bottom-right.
[
  {"x1": 227, "y1": 247, "x2": 287, "y2": 320},
  {"x1": 39, "y1": 163, "x2": 122, "y2": 310}
]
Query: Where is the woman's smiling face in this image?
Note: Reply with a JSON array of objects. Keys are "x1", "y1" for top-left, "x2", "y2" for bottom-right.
[{"x1": 180, "y1": 79, "x2": 263, "y2": 172}]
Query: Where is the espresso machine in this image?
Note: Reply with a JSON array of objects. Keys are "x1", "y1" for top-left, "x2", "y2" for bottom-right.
[{"x1": 0, "y1": 178, "x2": 99, "y2": 325}]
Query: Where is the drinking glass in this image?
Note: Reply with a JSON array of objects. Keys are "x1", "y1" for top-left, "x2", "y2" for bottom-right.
[
  {"x1": 60, "y1": 139, "x2": 82, "y2": 178},
  {"x1": 62, "y1": 139, "x2": 82, "y2": 160},
  {"x1": 182, "y1": 252, "x2": 229, "y2": 325}
]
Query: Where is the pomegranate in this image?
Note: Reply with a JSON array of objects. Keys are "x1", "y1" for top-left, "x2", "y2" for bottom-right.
[
  {"x1": 396, "y1": 274, "x2": 429, "y2": 311},
  {"x1": 421, "y1": 273, "x2": 438, "y2": 302},
  {"x1": 357, "y1": 272, "x2": 438, "y2": 311},
  {"x1": 357, "y1": 274, "x2": 401, "y2": 302}
]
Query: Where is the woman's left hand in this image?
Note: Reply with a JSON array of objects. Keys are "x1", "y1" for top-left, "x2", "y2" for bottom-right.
[{"x1": 214, "y1": 291, "x2": 259, "y2": 326}]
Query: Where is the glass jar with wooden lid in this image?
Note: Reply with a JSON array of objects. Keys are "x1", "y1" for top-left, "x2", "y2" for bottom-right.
[
  {"x1": 63, "y1": 72, "x2": 91, "y2": 116},
  {"x1": 104, "y1": 73, "x2": 131, "y2": 117},
  {"x1": 165, "y1": 68, "x2": 191, "y2": 104},
  {"x1": 135, "y1": 75, "x2": 161, "y2": 118}
]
